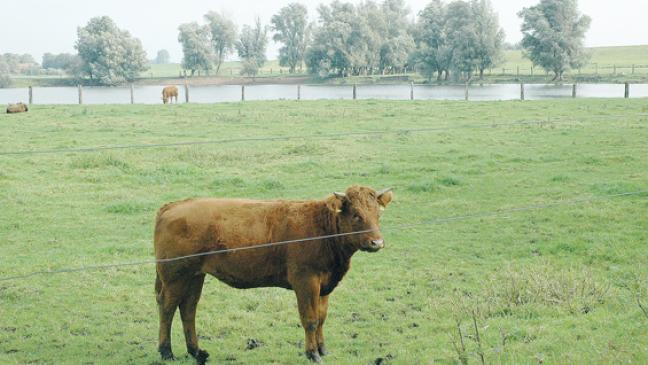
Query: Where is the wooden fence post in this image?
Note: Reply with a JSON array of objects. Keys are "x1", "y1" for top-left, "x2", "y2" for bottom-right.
[
  {"x1": 241, "y1": 85, "x2": 245, "y2": 101},
  {"x1": 297, "y1": 85, "x2": 301, "y2": 101},
  {"x1": 572, "y1": 83, "x2": 577, "y2": 98},
  {"x1": 410, "y1": 82, "x2": 414, "y2": 100},
  {"x1": 520, "y1": 83, "x2": 525, "y2": 101},
  {"x1": 624, "y1": 82, "x2": 630, "y2": 98},
  {"x1": 78, "y1": 85, "x2": 83, "y2": 105},
  {"x1": 130, "y1": 84, "x2": 134, "y2": 104},
  {"x1": 28, "y1": 86, "x2": 33, "y2": 105},
  {"x1": 353, "y1": 84, "x2": 357, "y2": 100}
]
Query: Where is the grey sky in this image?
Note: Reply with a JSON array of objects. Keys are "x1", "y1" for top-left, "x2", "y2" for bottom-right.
[{"x1": 1, "y1": 0, "x2": 646, "y2": 63}]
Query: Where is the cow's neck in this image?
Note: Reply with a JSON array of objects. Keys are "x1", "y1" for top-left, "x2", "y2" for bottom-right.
[{"x1": 317, "y1": 201, "x2": 357, "y2": 294}]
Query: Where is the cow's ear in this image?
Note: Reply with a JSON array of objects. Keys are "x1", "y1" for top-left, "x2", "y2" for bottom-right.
[
  {"x1": 377, "y1": 188, "x2": 393, "y2": 208},
  {"x1": 327, "y1": 193, "x2": 345, "y2": 214}
]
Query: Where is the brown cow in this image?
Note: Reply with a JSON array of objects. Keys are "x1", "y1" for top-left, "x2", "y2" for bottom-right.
[
  {"x1": 6, "y1": 102, "x2": 28, "y2": 114},
  {"x1": 154, "y1": 185, "x2": 393, "y2": 364},
  {"x1": 162, "y1": 86, "x2": 178, "y2": 104}
]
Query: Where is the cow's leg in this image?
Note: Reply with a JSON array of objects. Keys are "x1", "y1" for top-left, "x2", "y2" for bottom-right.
[
  {"x1": 156, "y1": 274, "x2": 188, "y2": 360},
  {"x1": 294, "y1": 276, "x2": 322, "y2": 363},
  {"x1": 179, "y1": 274, "x2": 209, "y2": 365},
  {"x1": 316, "y1": 295, "x2": 329, "y2": 356}
]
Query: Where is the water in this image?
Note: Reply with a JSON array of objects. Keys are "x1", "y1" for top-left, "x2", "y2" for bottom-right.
[{"x1": 1, "y1": 83, "x2": 646, "y2": 105}]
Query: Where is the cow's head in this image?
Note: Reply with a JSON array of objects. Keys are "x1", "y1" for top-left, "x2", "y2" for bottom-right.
[{"x1": 327, "y1": 185, "x2": 393, "y2": 252}]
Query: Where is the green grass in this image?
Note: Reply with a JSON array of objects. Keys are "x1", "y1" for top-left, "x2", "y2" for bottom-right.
[{"x1": 1, "y1": 100, "x2": 648, "y2": 364}]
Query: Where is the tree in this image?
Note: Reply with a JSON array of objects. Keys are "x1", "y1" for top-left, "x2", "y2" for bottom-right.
[
  {"x1": 204, "y1": 11, "x2": 237, "y2": 74},
  {"x1": 518, "y1": 0, "x2": 591, "y2": 81},
  {"x1": 305, "y1": 1, "x2": 380, "y2": 77},
  {"x1": 413, "y1": 0, "x2": 452, "y2": 81},
  {"x1": 42, "y1": 53, "x2": 77, "y2": 69},
  {"x1": 75, "y1": 16, "x2": 149, "y2": 85},
  {"x1": 236, "y1": 18, "x2": 268, "y2": 77},
  {"x1": 155, "y1": 50, "x2": 171, "y2": 64},
  {"x1": 471, "y1": 0, "x2": 505, "y2": 79},
  {"x1": 271, "y1": 3, "x2": 310, "y2": 73},
  {"x1": 376, "y1": 0, "x2": 415, "y2": 73},
  {"x1": 178, "y1": 22, "x2": 214, "y2": 76},
  {"x1": 0, "y1": 57, "x2": 11, "y2": 88}
]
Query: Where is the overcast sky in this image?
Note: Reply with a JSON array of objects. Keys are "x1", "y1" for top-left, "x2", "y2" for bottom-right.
[{"x1": 1, "y1": 0, "x2": 646, "y2": 63}]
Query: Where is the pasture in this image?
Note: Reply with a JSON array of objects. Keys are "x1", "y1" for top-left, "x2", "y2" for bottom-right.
[{"x1": 1, "y1": 99, "x2": 647, "y2": 364}]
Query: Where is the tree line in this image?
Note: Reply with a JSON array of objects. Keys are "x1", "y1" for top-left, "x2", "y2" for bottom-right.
[{"x1": 1, "y1": 0, "x2": 590, "y2": 86}]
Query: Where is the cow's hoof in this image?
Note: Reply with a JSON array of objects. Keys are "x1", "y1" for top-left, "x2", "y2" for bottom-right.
[
  {"x1": 159, "y1": 344, "x2": 175, "y2": 360},
  {"x1": 194, "y1": 349, "x2": 209, "y2": 365},
  {"x1": 318, "y1": 344, "x2": 329, "y2": 356},
  {"x1": 306, "y1": 350, "x2": 322, "y2": 363}
]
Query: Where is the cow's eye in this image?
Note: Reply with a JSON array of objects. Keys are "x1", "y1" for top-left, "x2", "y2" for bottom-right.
[{"x1": 352, "y1": 214, "x2": 361, "y2": 222}]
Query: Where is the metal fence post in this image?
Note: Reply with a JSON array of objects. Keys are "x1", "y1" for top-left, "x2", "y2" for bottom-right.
[
  {"x1": 78, "y1": 85, "x2": 83, "y2": 104},
  {"x1": 184, "y1": 81, "x2": 189, "y2": 103},
  {"x1": 464, "y1": 82, "x2": 469, "y2": 101},
  {"x1": 297, "y1": 85, "x2": 301, "y2": 101},
  {"x1": 241, "y1": 85, "x2": 245, "y2": 101},
  {"x1": 572, "y1": 83, "x2": 577, "y2": 98},
  {"x1": 28, "y1": 86, "x2": 33, "y2": 105},
  {"x1": 410, "y1": 82, "x2": 414, "y2": 100},
  {"x1": 520, "y1": 83, "x2": 525, "y2": 101},
  {"x1": 130, "y1": 84, "x2": 134, "y2": 104},
  {"x1": 353, "y1": 84, "x2": 357, "y2": 100}
]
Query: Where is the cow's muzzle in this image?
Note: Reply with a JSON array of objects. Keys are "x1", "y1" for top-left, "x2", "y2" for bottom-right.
[{"x1": 363, "y1": 239, "x2": 385, "y2": 252}]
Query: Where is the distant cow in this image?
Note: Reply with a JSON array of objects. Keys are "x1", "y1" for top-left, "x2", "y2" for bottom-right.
[
  {"x1": 162, "y1": 86, "x2": 178, "y2": 104},
  {"x1": 154, "y1": 185, "x2": 393, "y2": 364},
  {"x1": 6, "y1": 102, "x2": 28, "y2": 114}
]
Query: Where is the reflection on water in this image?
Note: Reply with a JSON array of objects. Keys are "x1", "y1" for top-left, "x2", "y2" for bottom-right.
[{"x1": 0, "y1": 83, "x2": 646, "y2": 105}]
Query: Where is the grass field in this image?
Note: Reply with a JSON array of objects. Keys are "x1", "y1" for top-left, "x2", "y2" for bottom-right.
[{"x1": 1, "y1": 100, "x2": 648, "y2": 364}]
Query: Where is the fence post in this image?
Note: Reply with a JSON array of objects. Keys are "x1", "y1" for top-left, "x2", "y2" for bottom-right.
[
  {"x1": 464, "y1": 82, "x2": 469, "y2": 101},
  {"x1": 184, "y1": 81, "x2": 189, "y2": 103},
  {"x1": 353, "y1": 84, "x2": 357, "y2": 100},
  {"x1": 410, "y1": 82, "x2": 414, "y2": 100},
  {"x1": 28, "y1": 86, "x2": 33, "y2": 105},
  {"x1": 78, "y1": 85, "x2": 83, "y2": 105},
  {"x1": 624, "y1": 82, "x2": 630, "y2": 98},
  {"x1": 297, "y1": 85, "x2": 301, "y2": 101},
  {"x1": 130, "y1": 84, "x2": 134, "y2": 104},
  {"x1": 572, "y1": 83, "x2": 577, "y2": 98},
  {"x1": 520, "y1": 83, "x2": 525, "y2": 101},
  {"x1": 241, "y1": 85, "x2": 245, "y2": 101}
]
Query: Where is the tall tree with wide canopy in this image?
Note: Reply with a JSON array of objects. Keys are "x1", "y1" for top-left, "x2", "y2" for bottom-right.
[
  {"x1": 178, "y1": 22, "x2": 214, "y2": 76},
  {"x1": 271, "y1": 3, "x2": 310, "y2": 73},
  {"x1": 518, "y1": 0, "x2": 591, "y2": 81},
  {"x1": 236, "y1": 18, "x2": 268, "y2": 77},
  {"x1": 471, "y1": 0, "x2": 505, "y2": 79},
  {"x1": 413, "y1": 0, "x2": 452, "y2": 80},
  {"x1": 204, "y1": 11, "x2": 237, "y2": 74},
  {"x1": 75, "y1": 16, "x2": 148, "y2": 85}
]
